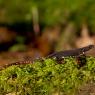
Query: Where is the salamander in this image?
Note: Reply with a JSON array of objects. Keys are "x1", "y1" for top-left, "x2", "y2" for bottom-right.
[
  {"x1": 46, "y1": 45, "x2": 94, "y2": 59},
  {"x1": 0, "y1": 45, "x2": 94, "y2": 70}
]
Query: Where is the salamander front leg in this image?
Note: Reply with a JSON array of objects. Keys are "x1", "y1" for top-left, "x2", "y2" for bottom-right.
[
  {"x1": 76, "y1": 55, "x2": 87, "y2": 69},
  {"x1": 52, "y1": 56, "x2": 65, "y2": 64}
]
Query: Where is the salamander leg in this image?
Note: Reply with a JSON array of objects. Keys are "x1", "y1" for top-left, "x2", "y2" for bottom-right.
[
  {"x1": 76, "y1": 55, "x2": 87, "y2": 69},
  {"x1": 52, "y1": 56, "x2": 65, "y2": 64}
]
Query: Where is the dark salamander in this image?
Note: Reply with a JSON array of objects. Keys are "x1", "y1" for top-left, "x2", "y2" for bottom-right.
[
  {"x1": 0, "y1": 45, "x2": 94, "y2": 70},
  {"x1": 46, "y1": 45, "x2": 94, "y2": 60}
]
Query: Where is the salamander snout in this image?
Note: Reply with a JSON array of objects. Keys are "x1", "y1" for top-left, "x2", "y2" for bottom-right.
[{"x1": 88, "y1": 45, "x2": 95, "y2": 49}]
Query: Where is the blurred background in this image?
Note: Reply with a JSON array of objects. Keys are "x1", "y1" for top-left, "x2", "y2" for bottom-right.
[{"x1": 0, "y1": 0, "x2": 95, "y2": 66}]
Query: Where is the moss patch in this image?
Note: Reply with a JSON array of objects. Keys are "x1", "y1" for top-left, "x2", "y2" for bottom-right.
[{"x1": 0, "y1": 57, "x2": 95, "y2": 95}]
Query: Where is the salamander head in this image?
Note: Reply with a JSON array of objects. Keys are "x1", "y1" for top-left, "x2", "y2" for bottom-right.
[
  {"x1": 80, "y1": 45, "x2": 95, "y2": 54},
  {"x1": 88, "y1": 45, "x2": 95, "y2": 49}
]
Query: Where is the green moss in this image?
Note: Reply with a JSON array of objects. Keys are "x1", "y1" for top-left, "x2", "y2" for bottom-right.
[{"x1": 0, "y1": 57, "x2": 95, "y2": 95}]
